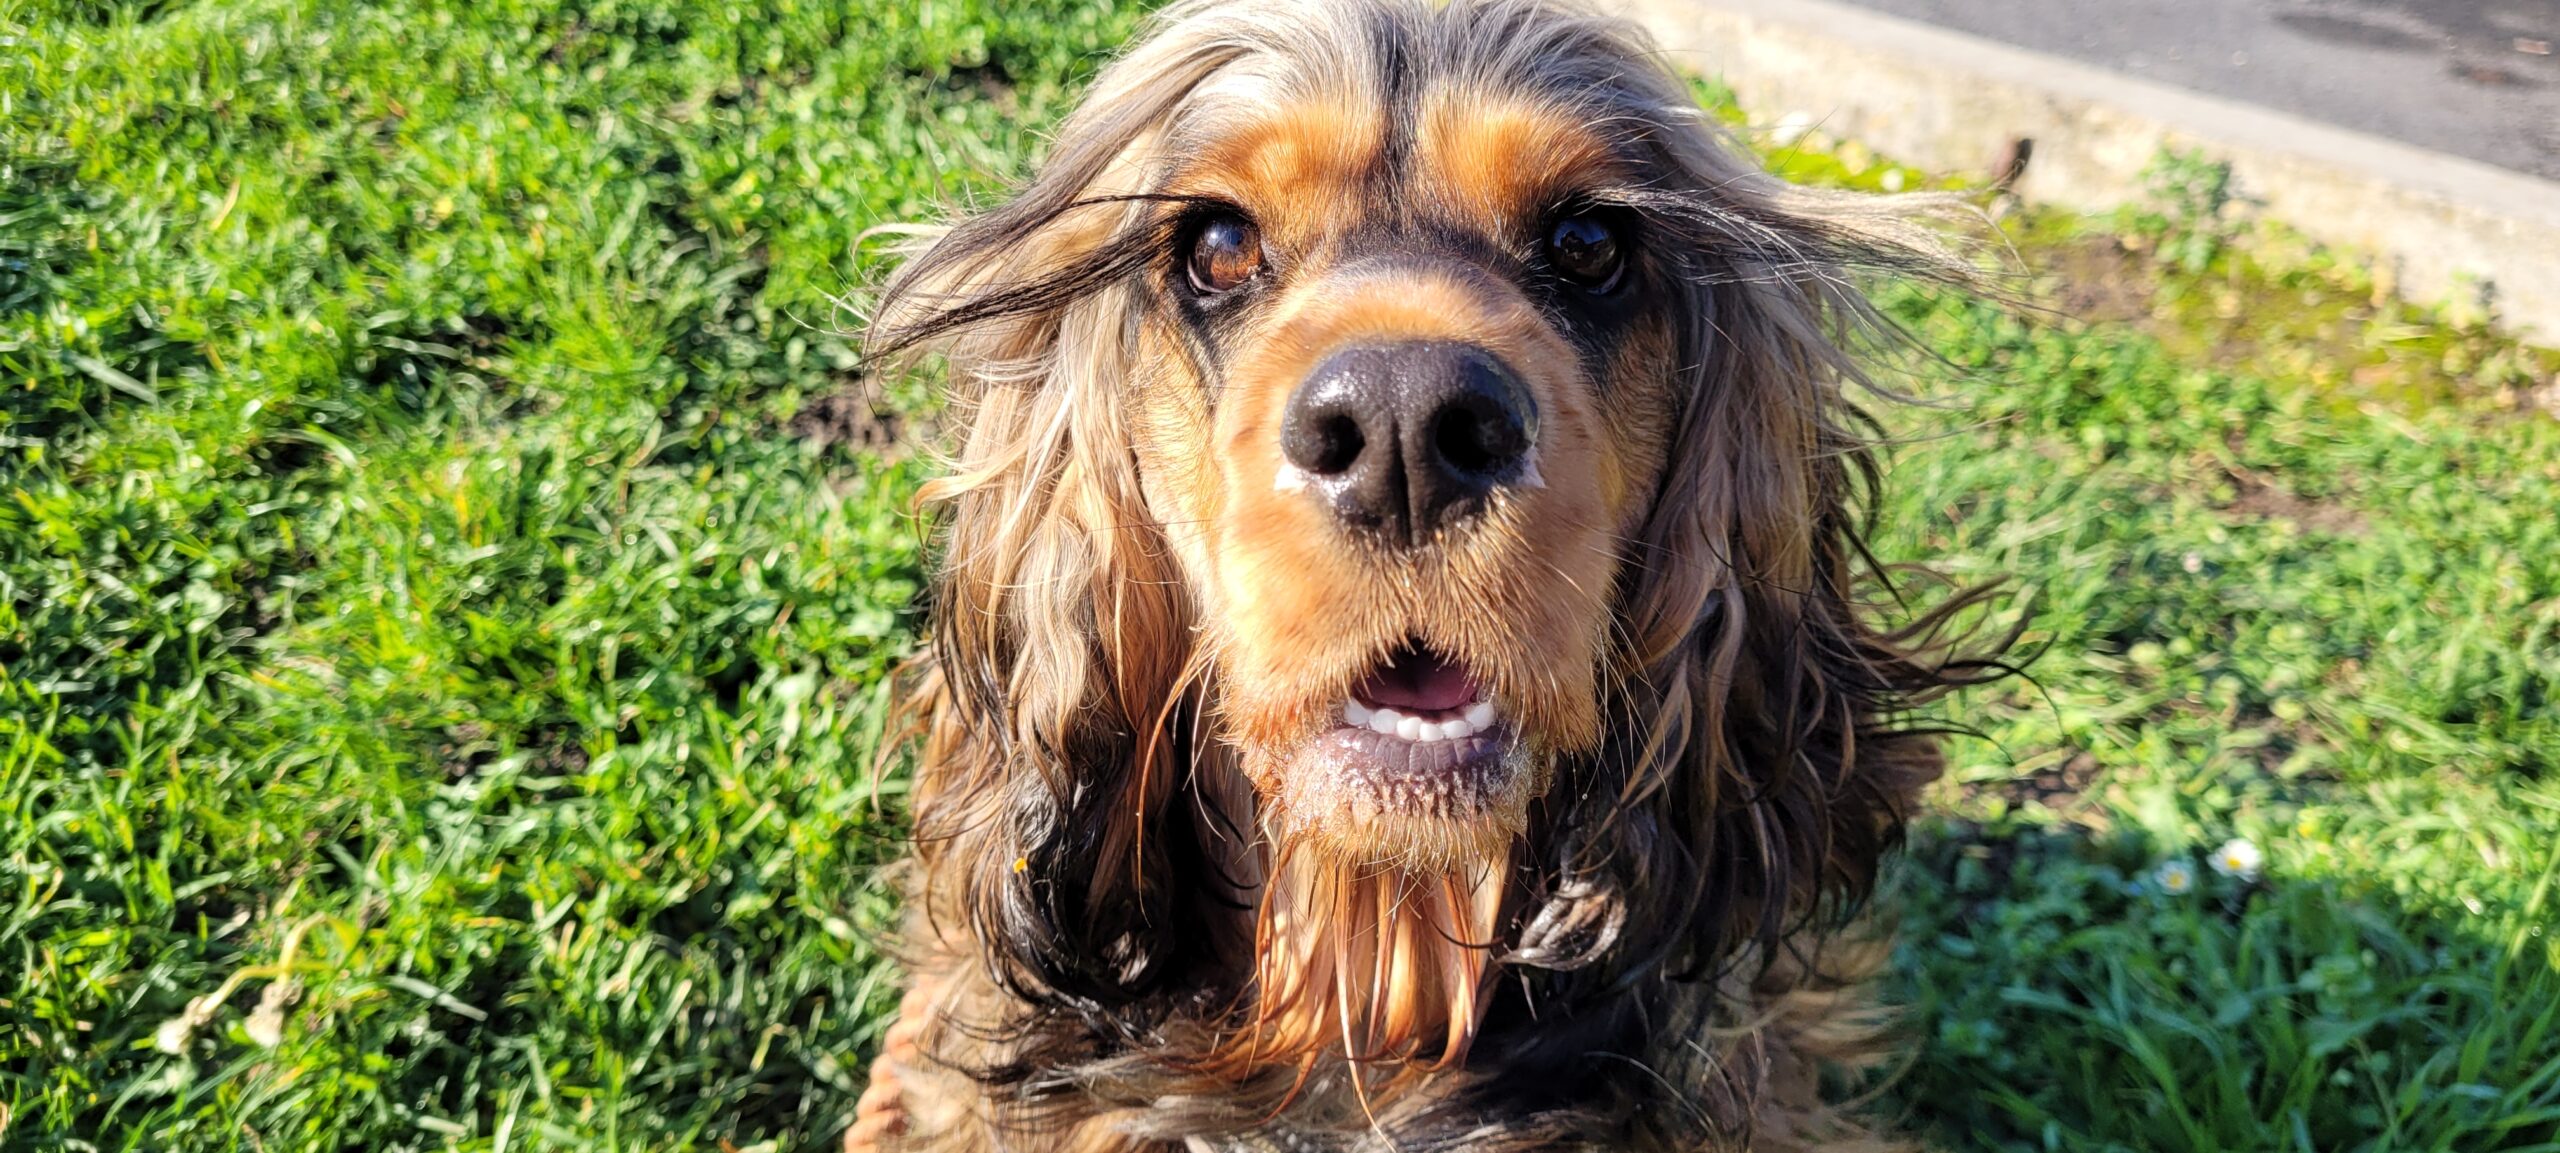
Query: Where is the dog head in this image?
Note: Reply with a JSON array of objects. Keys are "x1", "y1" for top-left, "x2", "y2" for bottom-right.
[{"x1": 872, "y1": 0, "x2": 1998, "y2": 1097}]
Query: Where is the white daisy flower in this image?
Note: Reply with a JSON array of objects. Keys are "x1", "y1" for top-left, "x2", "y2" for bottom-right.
[
  {"x1": 2209, "y1": 837, "x2": 2264, "y2": 882},
  {"x1": 243, "y1": 979, "x2": 298, "y2": 1049},
  {"x1": 2153, "y1": 858, "x2": 2196, "y2": 895}
]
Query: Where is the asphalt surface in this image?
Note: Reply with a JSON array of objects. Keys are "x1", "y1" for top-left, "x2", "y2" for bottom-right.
[{"x1": 1827, "y1": 0, "x2": 2560, "y2": 180}]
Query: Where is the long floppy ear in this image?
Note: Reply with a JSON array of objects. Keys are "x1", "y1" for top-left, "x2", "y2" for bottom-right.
[
  {"x1": 1510, "y1": 114, "x2": 2010, "y2": 992},
  {"x1": 863, "y1": 28, "x2": 1254, "y2": 1024},
  {"x1": 1654, "y1": 181, "x2": 1998, "y2": 958}
]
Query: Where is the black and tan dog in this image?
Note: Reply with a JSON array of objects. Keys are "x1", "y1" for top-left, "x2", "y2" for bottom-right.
[{"x1": 850, "y1": 1, "x2": 2001, "y2": 1148}]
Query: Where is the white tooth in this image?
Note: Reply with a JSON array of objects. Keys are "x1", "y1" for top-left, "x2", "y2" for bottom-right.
[
  {"x1": 1416, "y1": 721, "x2": 1447, "y2": 742},
  {"x1": 1440, "y1": 718, "x2": 1475, "y2": 740},
  {"x1": 1369, "y1": 708, "x2": 1403, "y2": 736},
  {"x1": 1395, "y1": 715, "x2": 1424, "y2": 741},
  {"x1": 1344, "y1": 699, "x2": 1372, "y2": 726},
  {"x1": 1463, "y1": 701, "x2": 1497, "y2": 729}
]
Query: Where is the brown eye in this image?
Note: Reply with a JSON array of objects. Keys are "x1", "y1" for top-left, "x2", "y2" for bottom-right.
[
  {"x1": 1546, "y1": 211, "x2": 1624, "y2": 290},
  {"x1": 1185, "y1": 214, "x2": 1264, "y2": 295}
]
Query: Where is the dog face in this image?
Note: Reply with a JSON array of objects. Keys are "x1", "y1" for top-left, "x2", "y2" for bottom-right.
[
  {"x1": 873, "y1": 0, "x2": 1997, "y2": 1103},
  {"x1": 1125, "y1": 86, "x2": 1680, "y2": 870}
]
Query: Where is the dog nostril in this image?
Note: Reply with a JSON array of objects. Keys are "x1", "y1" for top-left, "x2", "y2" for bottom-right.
[
  {"x1": 1431, "y1": 396, "x2": 1526, "y2": 477},
  {"x1": 1300, "y1": 413, "x2": 1364, "y2": 476}
]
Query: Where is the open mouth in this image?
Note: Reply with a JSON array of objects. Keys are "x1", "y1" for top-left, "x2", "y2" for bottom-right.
[
  {"x1": 1294, "y1": 642, "x2": 1523, "y2": 829},
  {"x1": 1342, "y1": 643, "x2": 1501, "y2": 742}
]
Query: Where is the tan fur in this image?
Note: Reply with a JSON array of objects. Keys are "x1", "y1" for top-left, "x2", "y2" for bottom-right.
[{"x1": 850, "y1": 1, "x2": 2006, "y2": 1149}]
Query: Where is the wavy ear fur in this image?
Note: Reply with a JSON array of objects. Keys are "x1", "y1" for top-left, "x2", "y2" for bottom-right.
[
  {"x1": 1448, "y1": 13, "x2": 2015, "y2": 1125},
  {"x1": 864, "y1": 41, "x2": 1245, "y2": 1044}
]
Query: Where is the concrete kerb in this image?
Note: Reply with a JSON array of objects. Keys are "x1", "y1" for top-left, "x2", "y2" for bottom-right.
[{"x1": 1610, "y1": 0, "x2": 2560, "y2": 344}]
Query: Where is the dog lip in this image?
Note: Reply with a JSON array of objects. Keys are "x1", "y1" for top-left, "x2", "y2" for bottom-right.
[
  {"x1": 1306, "y1": 721, "x2": 1516, "y2": 813},
  {"x1": 1353, "y1": 643, "x2": 1480, "y2": 713}
]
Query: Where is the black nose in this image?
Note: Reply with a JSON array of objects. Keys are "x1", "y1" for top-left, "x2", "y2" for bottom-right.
[{"x1": 1280, "y1": 342, "x2": 1538, "y2": 546}]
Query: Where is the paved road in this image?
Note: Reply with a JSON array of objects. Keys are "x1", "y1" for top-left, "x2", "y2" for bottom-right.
[{"x1": 1828, "y1": 0, "x2": 2560, "y2": 180}]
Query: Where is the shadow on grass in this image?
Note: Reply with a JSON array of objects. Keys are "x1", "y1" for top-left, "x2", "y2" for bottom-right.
[{"x1": 1880, "y1": 816, "x2": 2560, "y2": 1153}]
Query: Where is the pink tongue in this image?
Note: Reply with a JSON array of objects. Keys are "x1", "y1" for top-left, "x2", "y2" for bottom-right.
[{"x1": 1356, "y1": 645, "x2": 1479, "y2": 712}]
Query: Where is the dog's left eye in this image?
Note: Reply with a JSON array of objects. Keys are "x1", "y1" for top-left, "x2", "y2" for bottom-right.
[
  {"x1": 1185, "y1": 213, "x2": 1265, "y2": 295},
  {"x1": 1546, "y1": 211, "x2": 1625, "y2": 291}
]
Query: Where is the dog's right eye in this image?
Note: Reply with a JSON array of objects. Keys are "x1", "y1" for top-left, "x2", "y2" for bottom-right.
[
  {"x1": 1185, "y1": 214, "x2": 1264, "y2": 295},
  {"x1": 1546, "y1": 210, "x2": 1626, "y2": 292}
]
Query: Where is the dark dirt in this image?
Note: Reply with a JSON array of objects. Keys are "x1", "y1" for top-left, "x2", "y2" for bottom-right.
[{"x1": 790, "y1": 381, "x2": 924, "y2": 457}]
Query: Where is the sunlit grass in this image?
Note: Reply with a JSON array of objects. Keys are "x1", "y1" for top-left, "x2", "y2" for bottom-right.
[{"x1": 4, "y1": 3, "x2": 2555, "y2": 1150}]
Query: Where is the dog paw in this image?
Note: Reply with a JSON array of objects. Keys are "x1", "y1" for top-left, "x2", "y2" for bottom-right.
[
  {"x1": 843, "y1": 1054, "x2": 909, "y2": 1153},
  {"x1": 843, "y1": 988, "x2": 933, "y2": 1153}
]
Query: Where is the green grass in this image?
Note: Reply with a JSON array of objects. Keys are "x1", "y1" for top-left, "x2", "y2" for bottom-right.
[
  {"x1": 4, "y1": 3, "x2": 2555, "y2": 1150},
  {"x1": 1752, "y1": 125, "x2": 2560, "y2": 1152},
  {"x1": 3, "y1": 0, "x2": 1136, "y2": 1145},
  {"x1": 1869, "y1": 265, "x2": 2560, "y2": 1151}
]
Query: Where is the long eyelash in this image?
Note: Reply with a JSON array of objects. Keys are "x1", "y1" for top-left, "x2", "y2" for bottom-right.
[
  {"x1": 866, "y1": 193, "x2": 1238, "y2": 358},
  {"x1": 1170, "y1": 199, "x2": 1252, "y2": 232}
]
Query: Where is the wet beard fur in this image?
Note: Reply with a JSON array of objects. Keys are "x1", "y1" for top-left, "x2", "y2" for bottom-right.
[
  {"x1": 1199, "y1": 834, "x2": 1510, "y2": 1103},
  {"x1": 1057, "y1": 751, "x2": 1519, "y2": 1144}
]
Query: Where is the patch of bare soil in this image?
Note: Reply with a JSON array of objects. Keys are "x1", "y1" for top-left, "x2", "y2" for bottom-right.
[
  {"x1": 2219, "y1": 438, "x2": 2371, "y2": 535},
  {"x1": 2036, "y1": 234, "x2": 2154, "y2": 328},
  {"x1": 1967, "y1": 749, "x2": 2105, "y2": 813},
  {"x1": 2221, "y1": 480, "x2": 2371, "y2": 536},
  {"x1": 791, "y1": 381, "x2": 927, "y2": 458}
]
